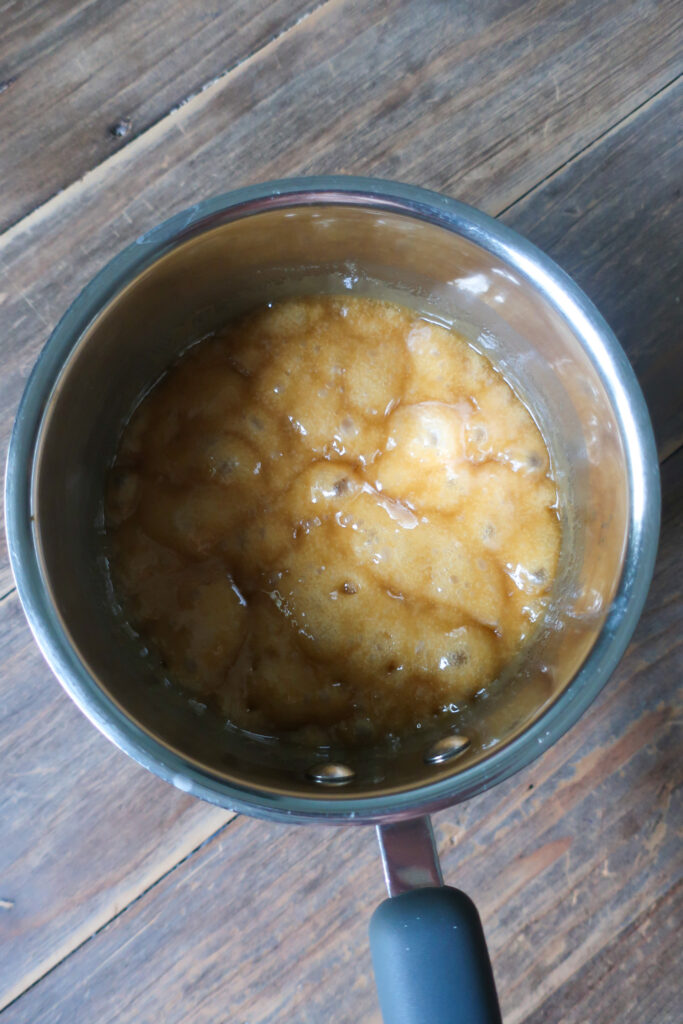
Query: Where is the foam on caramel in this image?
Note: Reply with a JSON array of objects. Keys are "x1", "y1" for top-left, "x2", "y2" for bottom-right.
[{"x1": 105, "y1": 296, "x2": 561, "y2": 744}]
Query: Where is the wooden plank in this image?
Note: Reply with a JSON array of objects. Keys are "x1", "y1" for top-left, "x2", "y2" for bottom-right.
[
  {"x1": 502, "y1": 81, "x2": 683, "y2": 459},
  {"x1": 0, "y1": 591, "x2": 234, "y2": 1011},
  {"x1": 4, "y1": 446, "x2": 680, "y2": 1022},
  {"x1": 523, "y1": 882, "x2": 682, "y2": 1024},
  {"x1": 1, "y1": 0, "x2": 680, "y2": 235},
  {"x1": 0, "y1": 0, "x2": 322, "y2": 231},
  {"x1": 1, "y1": 0, "x2": 681, "y2": 596}
]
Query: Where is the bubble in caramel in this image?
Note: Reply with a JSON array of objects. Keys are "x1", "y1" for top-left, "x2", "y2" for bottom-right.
[{"x1": 105, "y1": 296, "x2": 561, "y2": 744}]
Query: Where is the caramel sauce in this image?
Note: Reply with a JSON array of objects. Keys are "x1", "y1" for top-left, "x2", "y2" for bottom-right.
[{"x1": 105, "y1": 296, "x2": 560, "y2": 744}]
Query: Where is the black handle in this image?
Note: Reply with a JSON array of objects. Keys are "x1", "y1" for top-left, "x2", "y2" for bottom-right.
[{"x1": 369, "y1": 886, "x2": 502, "y2": 1024}]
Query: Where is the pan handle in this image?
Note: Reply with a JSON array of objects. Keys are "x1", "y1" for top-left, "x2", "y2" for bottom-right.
[{"x1": 369, "y1": 816, "x2": 502, "y2": 1024}]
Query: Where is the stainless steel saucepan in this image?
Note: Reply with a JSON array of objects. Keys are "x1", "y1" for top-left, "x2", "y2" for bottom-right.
[{"x1": 5, "y1": 178, "x2": 659, "y2": 1023}]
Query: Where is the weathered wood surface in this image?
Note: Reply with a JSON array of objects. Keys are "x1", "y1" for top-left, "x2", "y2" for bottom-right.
[
  {"x1": 0, "y1": 0, "x2": 320, "y2": 231},
  {"x1": 0, "y1": 589, "x2": 234, "y2": 1010},
  {"x1": 503, "y1": 82, "x2": 683, "y2": 459},
  {"x1": 3, "y1": 448, "x2": 680, "y2": 1023},
  {"x1": 1, "y1": 0, "x2": 680, "y2": 234},
  {"x1": 1, "y1": 0, "x2": 682, "y2": 596},
  {"x1": 1, "y1": 0, "x2": 681, "y2": 1020}
]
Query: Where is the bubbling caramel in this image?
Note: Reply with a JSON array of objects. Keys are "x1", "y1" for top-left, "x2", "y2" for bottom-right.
[{"x1": 105, "y1": 296, "x2": 561, "y2": 744}]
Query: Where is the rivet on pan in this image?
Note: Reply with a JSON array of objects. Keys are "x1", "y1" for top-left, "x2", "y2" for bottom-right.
[
  {"x1": 424, "y1": 734, "x2": 471, "y2": 765},
  {"x1": 307, "y1": 762, "x2": 355, "y2": 785}
]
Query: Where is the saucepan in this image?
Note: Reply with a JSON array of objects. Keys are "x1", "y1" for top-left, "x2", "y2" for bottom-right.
[{"x1": 5, "y1": 177, "x2": 659, "y2": 1023}]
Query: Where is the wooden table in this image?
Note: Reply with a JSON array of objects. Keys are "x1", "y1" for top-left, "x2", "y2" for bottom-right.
[{"x1": 1, "y1": 2, "x2": 681, "y2": 1021}]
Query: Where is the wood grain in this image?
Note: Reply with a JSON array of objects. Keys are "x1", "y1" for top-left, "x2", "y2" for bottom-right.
[
  {"x1": 1, "y1": 2, "x2": 681, "y2": 1019},
  {"x1": 1, "y1": 0, "x2": 681, "y2": 596},
  {"x1": 3, "y1": 448, "x2": 680, "y2": 1023},
  {"x1": 524, "y1": 881, "x2": 682, "y2": 1024},
  {"x1": 0, "y1": 0, "x2": 321, "y2": 231},
  {"x1": 0, "y1": 591, "x2": 234, "y2": 1011},
  {"x1": 502, "y1": 81, "x2": 683, "y2": 459},
  {"x1": 1, "y1": 0, "x2": 680, "y2": 235}
]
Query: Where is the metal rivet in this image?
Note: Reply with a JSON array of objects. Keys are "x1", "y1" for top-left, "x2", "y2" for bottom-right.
[
  {"x1": 306, "y1": 762, "x2": 355, "y2": 785},
  {"x1": 424, "y1": 734, "x2": 471, "y2": 765}
]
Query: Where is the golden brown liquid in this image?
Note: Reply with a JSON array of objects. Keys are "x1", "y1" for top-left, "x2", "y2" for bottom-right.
[{"x1": 105, "y1": 296, "x2": 560, "y2": 745}]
